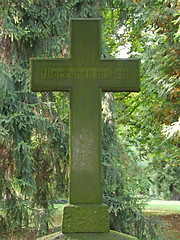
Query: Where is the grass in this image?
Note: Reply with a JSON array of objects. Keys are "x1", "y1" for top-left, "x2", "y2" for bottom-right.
[
  {"x1": 50, "y1": 204, "x2": 65, "y2": 229},
  {"x1": 52, "y1": 201, "x2": 180, "y2": 240},
  {"x1": 144, "y1": 200, "x2": 180, "y2": 240},
  {"x1": 144, "y1": 200, "x2": 180, "y2": 214},
  {"x1": 53, "y1": 204, "x2": 65, "y2": 215},
  {"x1": 2, "y1": 201, "x2": 180, "y2": 239},
  {"x1": 53, "y1": 200, "x2": 180, "y2": 217}
]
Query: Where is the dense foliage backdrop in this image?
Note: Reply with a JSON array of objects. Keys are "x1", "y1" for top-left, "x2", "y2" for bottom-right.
[
  {"x1": 102, "y1": 0, "x2": 180, "y2": 200},
  {"x1": 0, "y1": 0, "x2": 179, "y2": 239}
]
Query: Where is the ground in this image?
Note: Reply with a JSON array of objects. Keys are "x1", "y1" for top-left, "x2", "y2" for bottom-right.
[
  {"x1": 2, "y1": 200, "x2": 180, "y2": 239},
  {"x1": 37, "y1": 231, "x2": 138, "y2": 240},
  {"x1": 162, "y1": 214, "x2": 180, "y2": 239},
  {"x1": 144, "y1": 200, "x2": 180, "y2": 239},
  {"x1": 4, "y1": 214, "x2": 180, "y2": 240}
]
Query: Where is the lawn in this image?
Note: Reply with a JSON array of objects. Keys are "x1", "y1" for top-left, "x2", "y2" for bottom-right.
[
  {"x1": 53, "y1": 200, "x2": 180, "y2": 216},
  {"x1": 145, "y1": 200, "x2": 180, "y2": 214},
  {"x1": 2, "y1": 201, "x2": 180, "y2": 239},
  {"x1": 52, "y1": 201, "x2": 180, "y2": 240},
  {"x1": 51, "y1": 203, "x2": 65, "y2": 228},
  {"x1": 53, "y1": 203, "x2": 65, "y2": 215},
  {"x1": 144, "y1": 200, "x2": 180, "y2": 239}
]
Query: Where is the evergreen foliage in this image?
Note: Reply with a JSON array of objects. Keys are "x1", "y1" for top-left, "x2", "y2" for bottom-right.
[{"x1": 0, "y1": 0, "x2": 100, "y2": 238}]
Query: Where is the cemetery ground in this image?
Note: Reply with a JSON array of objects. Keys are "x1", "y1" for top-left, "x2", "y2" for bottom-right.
[
  {"x1": 143, "y1": 200, "x2": 180, "y2": 239},
  {"x1": 50, "y1": 200, "x2": 180, "y2": 240},
  {"x1": 2, "y1": 200, "x2": 180, "y2": 239}
]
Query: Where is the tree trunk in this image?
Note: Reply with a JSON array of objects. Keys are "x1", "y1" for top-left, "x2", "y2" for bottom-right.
[{"x1": 173, "y1": 185, "x2": 180, "y2": 200}]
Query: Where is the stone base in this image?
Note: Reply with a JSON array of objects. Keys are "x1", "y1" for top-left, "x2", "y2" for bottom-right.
[
  {"x1": 61, "y1": 204, "x2": 110, "y2": 233},
  {"x1": 37, "y1": 230, "x2": 138, "y2": 240}
]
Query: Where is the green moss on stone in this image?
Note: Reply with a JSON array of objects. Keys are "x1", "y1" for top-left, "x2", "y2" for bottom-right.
[
  {"x1": 62, "y1": 204, "x2": 109, "y2": 233},
  {"x1": 37, "y1": 230, "x2": 138, "y2": 240}
]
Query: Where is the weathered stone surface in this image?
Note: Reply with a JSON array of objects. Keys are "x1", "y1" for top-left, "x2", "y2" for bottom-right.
[
  {"x1": 31, "y1": 19, "x2": 140, "y2": 206},
  {"x1": 62, "y1": 204, "x2": 109, "y2": 233},
  {"x1": 37, "y1": 230, "x2": 138, "y2": 240},
  {"x1": 31, "y1": 19, "x2": 140, "y2": 234}
]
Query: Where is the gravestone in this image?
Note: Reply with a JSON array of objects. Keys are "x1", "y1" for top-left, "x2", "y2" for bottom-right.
[{"x1": 31, "y1": 18, "x2": 140, "y2": 233}]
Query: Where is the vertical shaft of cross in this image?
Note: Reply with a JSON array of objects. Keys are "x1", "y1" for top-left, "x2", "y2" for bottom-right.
[
  {"x1": 69, "y1": 19, "x2": 102, "y2": 204},
  {"x1": 70, "y1": 19, "x2": 100, "y2": 64},
  {"x1": 69, "y1": 83, "x2": 102, "y2": 204}
]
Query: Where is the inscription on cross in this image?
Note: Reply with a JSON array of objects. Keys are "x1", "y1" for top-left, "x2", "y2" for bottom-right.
[{"x1": 31, "y1": 19, "x2": 140, "y2": 233}]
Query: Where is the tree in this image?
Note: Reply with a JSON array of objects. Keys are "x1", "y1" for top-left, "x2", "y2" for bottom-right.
[
  {"x1": 102, "y1": 92, "x2": 160, "y2": 239},
  {"x1": 102, "y1": 0, "x2": 180, "y2": 200},
  {"x1": 0, "y1": 0, "x2": 100, "y2": 237}
]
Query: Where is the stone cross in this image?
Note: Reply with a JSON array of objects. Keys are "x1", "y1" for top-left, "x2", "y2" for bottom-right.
[{"x1": 31, "y1": 19, "x2": 140, "y2": 233}]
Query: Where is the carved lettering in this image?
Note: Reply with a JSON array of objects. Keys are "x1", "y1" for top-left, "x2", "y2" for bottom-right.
[{"x1": 40, "y1": 68, "x2": 128, "y2": 79}]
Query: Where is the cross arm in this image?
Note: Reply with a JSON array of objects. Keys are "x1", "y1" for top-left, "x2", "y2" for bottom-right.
[
  {"x1": 97, "y1": 58, "x2": 140, "y2": 92},
  {"x1": 30, "y1": 58, "x2": 74, "y2": 92}
]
